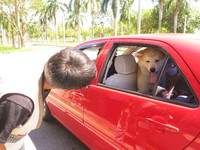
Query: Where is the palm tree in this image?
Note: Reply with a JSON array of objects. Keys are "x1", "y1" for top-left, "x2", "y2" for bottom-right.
[
  {"x1": 45, "y1": 0, "x2": 67, "y2": 45},
  {"x1": 166, "y1": 0, "x2": 198, "y2": 33},
  {"x1": 120, "y1": 0, "x2": 134, "y2": 34},
  {"x1": 102, "y1": 0, "x2": 120, "y2": 36},
  {"x1": 175, "y1": 0, "x2": 195, "y2": 33},
  {"x1": 88, "y1": 0, "x2": 101, "y2": 39},
  {"x1": 37, "y1": 5, "x2": 51, "y2": 44},
  {"x1": 0, "y1": 13, "x2": 8, "y2": 45},
  {"x1": 68, "y1": 9, "x2": 86, "y2": 37},
  {"x1": 137, "y1": 0, "x2": 141, "y2": 34},
  {"x1": 69, "y1": 0, "x2": 87, "y2": 43},
  {"x1": 172, "y1": 0, "x2": 180, "y2": 33},
  {"x1": 158, "y1": 0, "x2": 165, "y2": 33}
]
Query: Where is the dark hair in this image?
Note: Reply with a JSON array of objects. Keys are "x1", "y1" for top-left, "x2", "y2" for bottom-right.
[{"x1": 44, "y1": 47, "x2": 96, "y2": 89}]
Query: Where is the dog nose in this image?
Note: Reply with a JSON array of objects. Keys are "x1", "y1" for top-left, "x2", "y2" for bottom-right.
[{"x1": 150, "y1": 68, "x2": 156, "y2": 72}]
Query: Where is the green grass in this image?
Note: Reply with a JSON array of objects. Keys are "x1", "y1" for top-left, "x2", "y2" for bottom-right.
[
  {"x1": 31, "y1": 41, "x2": 79, "y2": 47},
  {"x1": 0, "y1": 41, "x2": 79, "y2": 53},
  {"x1": 0, "y1": 46, "x2": 38, "y2": 53}
]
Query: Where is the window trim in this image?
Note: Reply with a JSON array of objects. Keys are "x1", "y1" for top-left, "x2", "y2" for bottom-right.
[{"x1": 77, "y1": 41, "x2": 106, "y2": 51}]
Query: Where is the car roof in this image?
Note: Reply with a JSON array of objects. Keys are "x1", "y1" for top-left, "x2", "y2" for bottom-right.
[{"x1": 92, "y1": 34, "x2": 200, "y2": 83}]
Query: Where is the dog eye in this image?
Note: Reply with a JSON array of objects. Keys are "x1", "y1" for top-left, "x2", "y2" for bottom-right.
[
  {"x1": 146, "y1": 60, "x2": 150, "y2": 63},
  {"x1": 156, "y1": 60, "x2": 159, "y2": 62}
]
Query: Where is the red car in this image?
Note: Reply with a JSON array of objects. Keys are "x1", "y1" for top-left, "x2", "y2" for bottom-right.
[{"x1": 44, "y1": 34, "x2": 200, "y2": 150}]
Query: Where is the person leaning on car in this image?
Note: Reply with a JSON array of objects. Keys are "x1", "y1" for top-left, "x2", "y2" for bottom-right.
[{"x1": 0, "y1": 47, "x2": 97, "y2": 150}]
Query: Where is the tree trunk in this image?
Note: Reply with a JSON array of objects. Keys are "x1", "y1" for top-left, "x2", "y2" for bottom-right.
[
  {"x1": 137, "y1": 0, "x2": 141, "y2": 34},
  {"x1": 113, "y1": 0, "x2": 118, "y2": 36},
  {"x1": 91, "y1": 1, "x2": 94, "y2": 39},
  {"x1": 17, "y1": 30, "x2": 25, "y2": 48},
  {"x1": 91, "y1": 12, "x2": 94, "y2": 39},
  {"x1": 174, "y1": 6, "x2": 178, "y2": 33},
  {"x1": 11, "y1": 27, "x2": 16, "y2": 47},
  {"x1": 158, "y1": 0, "x2": 164, "y2": 33},
  {"x1": 78, "y1": 0, "x2": 82, "y2": 43},
  {"x1": 3, "y1": 29, "x2": 7, "y2": 45},
  {"x1": 183, "y1": 15, "x2": 187, "y2": 33},
  {"x1": 53, "y1": 8, "x2": 58, "y2": 46},
  {"x1": 0, "y1": 24, "x2": 6, "y2": 45},
  {"x1": 114, "y1": 16, "x2": 118, "y2": 36},
  {"x1": 55, "y1": 20, "x2": 58, "y2": 46},
  {"x1": 45, "y1": 16, "x2": 49, "y2": 45},
  {"x1": 20, "y1": 34, "x2": 24, "y2": 48},
  {"x1": 127, "y1": 11, "x2": 130, "y2": 34},
  {"x1": 62, "y1": 15, "x2": 66, "y2": 44},
  {"x1": 120, "y1": 22, "x2": 123, "y2": 35}
]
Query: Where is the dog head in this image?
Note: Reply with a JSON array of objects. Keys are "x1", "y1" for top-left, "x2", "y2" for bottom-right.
[{"x1": 134, "y1": 48, "x2": 166, "y2": 83}]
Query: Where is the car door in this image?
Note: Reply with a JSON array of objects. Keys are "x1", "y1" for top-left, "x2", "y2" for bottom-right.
[
  {"x1": 46, "y1": 40, "x2": 107, "y2": 137},
  {"x1": 82, "y1": 39, "x2": 200, "y2": 150}
]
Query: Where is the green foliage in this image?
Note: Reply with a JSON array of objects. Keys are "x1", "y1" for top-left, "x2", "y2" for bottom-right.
[
  {"x1": 93, "y1": 26, "x2": 114, "y2": 38},
  {"x1": 1, "y1": 0, "x2": 200, "y2": 47},
  {"x1": 82, "y1": 29, "x2": 92, "y2": 41},
  {"x1": 159, "y1": 0, "x2": 200, "y2": 33},
  {"x1": 141, "y1": 9, "x2": 159, "y2": 33},
  {"x1": 28, "y1": 21, "x2": 42, "y2": 38}
]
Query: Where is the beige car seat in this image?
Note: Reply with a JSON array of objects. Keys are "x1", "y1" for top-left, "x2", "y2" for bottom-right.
[{"x1": 105, "y1": 55, "x2": 137, "y2": 91}]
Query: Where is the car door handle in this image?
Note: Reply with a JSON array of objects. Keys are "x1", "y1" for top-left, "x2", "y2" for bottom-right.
[
  {"x1": 145, "y1": 118, "x2": 179, "y2": 133},
  {"x1": 71, "y1": 92, "x2": 84, "y2": 98}
]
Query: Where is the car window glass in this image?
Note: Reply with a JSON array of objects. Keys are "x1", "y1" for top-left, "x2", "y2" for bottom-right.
[
  {"x1": 155, "y1": 58, "x2": 196, "y2": 105},
  {"x1": 101, "y1": 44, "x2": 197, "y2": 107}
]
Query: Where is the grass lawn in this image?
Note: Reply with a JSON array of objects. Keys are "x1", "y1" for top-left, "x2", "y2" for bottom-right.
[
  {"x1": 0, "y1": 41, "x2": 79, "y2": 53},
  {"x1": 31, "y1": 41, "x2": 79, "y2": 47},
  {"x1": 0, "y1": 46, "x2": 38, "y2": 53}
]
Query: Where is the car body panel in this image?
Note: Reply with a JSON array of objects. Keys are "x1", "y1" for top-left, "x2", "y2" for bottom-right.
[
  {"x1": 45, "y1": 34, "x2": 200, "y2": 150},
  {"x1": 184, "y1": 133, "x2": 200, "y2": 149},
  {"x1": 83, "y1": 85, "x2": 200, "y2": 150}
]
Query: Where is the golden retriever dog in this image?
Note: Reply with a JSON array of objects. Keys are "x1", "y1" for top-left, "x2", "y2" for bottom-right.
[{"x1": 134, "y1": 48, "x2": 166, "y2": 94}]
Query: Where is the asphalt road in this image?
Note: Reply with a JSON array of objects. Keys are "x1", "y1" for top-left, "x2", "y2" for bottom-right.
[
  {"x1": 0, "y1": 46, "x2": 90, "y2": 150},
  {"x1": 29, "y1": 119, "x2": 89, "y2": 150}
]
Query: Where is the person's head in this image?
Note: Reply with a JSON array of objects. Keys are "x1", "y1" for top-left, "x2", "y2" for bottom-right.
[{"x1": 44, "y1": 47, "x2": 97, "y2": 89}]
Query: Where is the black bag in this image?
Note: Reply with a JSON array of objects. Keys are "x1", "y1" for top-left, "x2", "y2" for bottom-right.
[{"x1": 0, "y1": 93, "x2": 33, "y2": 144}]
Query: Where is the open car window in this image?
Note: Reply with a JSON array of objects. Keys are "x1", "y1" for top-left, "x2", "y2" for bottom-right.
[
  {"x1": 82, "y1": 47, "x2": 100, "y2": 61},
  {"x1": 100, "y1": 44, "x2": 198, "y2": 107},
  {"x1": 77, "y1": 41, "x2": 106, "y2": 61}
]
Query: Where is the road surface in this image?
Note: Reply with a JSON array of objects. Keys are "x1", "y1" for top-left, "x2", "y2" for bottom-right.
[{"x1": 29, "y1": 119, "x2": 89, "y2": 150}]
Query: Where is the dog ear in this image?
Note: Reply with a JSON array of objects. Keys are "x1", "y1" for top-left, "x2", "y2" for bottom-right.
[{"x1": 134, "y1": 51, "x2": 143, "y2": 59}]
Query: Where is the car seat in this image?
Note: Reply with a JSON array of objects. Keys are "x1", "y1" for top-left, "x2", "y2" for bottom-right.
[{"x1": 105, "y1": 55, "x2": 137, "y2": 91}]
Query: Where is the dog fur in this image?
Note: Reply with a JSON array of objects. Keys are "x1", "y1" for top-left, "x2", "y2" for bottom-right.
[{"x1": 134, "y1": 48, "x2": 166, "y2": 94}]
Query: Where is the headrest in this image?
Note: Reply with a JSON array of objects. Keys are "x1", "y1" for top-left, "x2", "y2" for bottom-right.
[{"x1": 114, "y1": 55, "x2": 137, "y2": 74}]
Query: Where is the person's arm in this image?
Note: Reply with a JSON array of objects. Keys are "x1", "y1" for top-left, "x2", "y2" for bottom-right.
[{"x1": 0, "y1": 144, "x2": 6, "y2": 150}]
